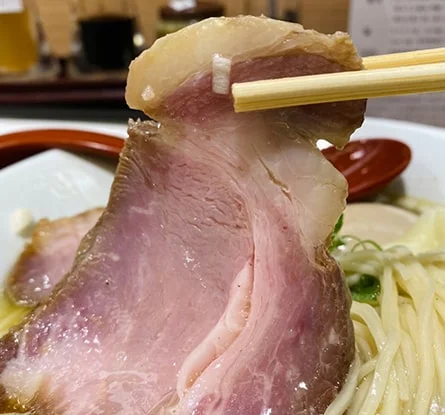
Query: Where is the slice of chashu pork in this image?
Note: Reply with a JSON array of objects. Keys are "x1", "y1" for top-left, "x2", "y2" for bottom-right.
[
  {"x1": 0, "y1": 16, "x2": 365, "y2": 415},
  {"x1": 7, "y1": 208, "x2": 104, "y2": 307}
]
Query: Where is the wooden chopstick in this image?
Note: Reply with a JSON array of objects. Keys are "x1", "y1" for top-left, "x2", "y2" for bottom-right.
[
  {"x1": 232, "y1": 48, "x2": 445, "y2": 113},
  {"x1": 363, "y1": 47, "x2": 445, "y2": 69}
]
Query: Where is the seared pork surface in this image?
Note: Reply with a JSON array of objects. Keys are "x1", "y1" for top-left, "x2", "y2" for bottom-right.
[{"x1": 0, "y1": 16, "x2": 365, "y2": 414}]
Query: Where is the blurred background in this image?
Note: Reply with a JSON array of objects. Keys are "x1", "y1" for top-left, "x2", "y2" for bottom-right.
[{"x1": 1, "y1": 0, "x2": 444, "y2": 126}]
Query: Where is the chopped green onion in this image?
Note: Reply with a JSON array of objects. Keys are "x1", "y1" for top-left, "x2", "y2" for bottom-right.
[
  {"x1": 351, "y1": 239, "x2": 383, "y2": 252},
  {"x1": 333, "y1": 213, "x2": 344, "y2": 235},
  {"x1": 328, "y1": 214, "x2": 381, "y2": 304},
  {"x1": 329, "y1": 214, "x2": 345, "y2": 252},
  {"x1": 349, "y1": 274, "x2": 381, "y2": 306}
]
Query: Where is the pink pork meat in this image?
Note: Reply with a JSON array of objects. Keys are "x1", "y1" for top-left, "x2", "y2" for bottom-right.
[
  {"x1": 7, "y1": 208, "x2": 103, "y2": 307},
  {"x1": 0, "y1": 16, "x2": 365, "y2": 414}
]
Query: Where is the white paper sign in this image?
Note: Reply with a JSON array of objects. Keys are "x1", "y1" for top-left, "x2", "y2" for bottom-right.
[
  {"x1": 0, "y1": 0, "x2": 23, "y2": 13},
  {"x1": 349, "y1": 0, "x2": 445, "y2": 127}
]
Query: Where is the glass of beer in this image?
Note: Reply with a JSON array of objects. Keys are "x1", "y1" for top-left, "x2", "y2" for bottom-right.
[{"x1": 0, "y1": 3, "x2": 39, "y2": 74}]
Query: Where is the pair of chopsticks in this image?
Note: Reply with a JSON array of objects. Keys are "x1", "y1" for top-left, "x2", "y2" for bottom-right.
[{"x1": 232, "y1": 47, "x2": 445, "y2": 112}]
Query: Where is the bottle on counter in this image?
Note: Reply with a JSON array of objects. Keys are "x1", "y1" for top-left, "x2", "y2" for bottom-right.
[
  {"x1": 157, "y1": 0, "x2": 224, "y2": 38},
  {"x1": 0, "y1": 0, "x2": 39, "y2": 74}
]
